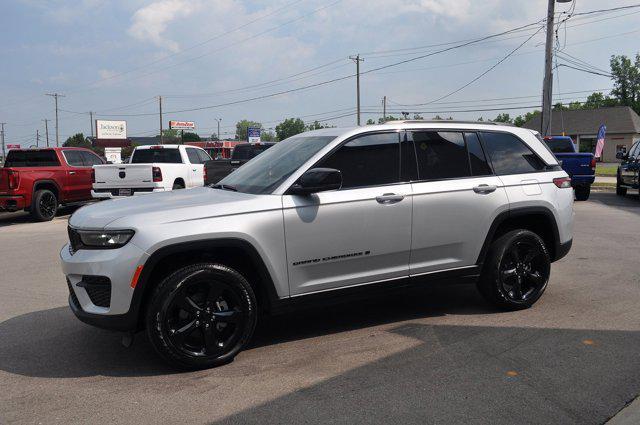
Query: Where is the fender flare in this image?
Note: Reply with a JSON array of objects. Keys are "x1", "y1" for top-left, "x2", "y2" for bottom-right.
[{"x1": 31, "y1": 179, "x2": 62, "y2": 206}]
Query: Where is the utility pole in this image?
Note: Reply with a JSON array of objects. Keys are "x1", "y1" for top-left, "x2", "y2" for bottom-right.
[
  {"x1": 45, "y1": 93, "x2": 65, "y2": 146},
  {"x1": 349, "y1": 54, "x2": 364, "y2": 126},
  {"x1": 214, "y1": 118, "x2": 222, "y2": 140},
  {"x1": 36, "y1": 129, "x2": 40, "y2": 147},
  {"x1": 1, "y1": 123, "x2": 6, "y2": 161},
  {"x1": 89, "y1": 111, "x2": 94, "y2": 138},
  {"x1": 382, "y1": 96, "x2": 387, "y2": 123},
  {"x1": 541, "y1": 0, "x2": 572, "y2": 136},
  {"x1": 43, "y1": 119, "x2": 50, "y2": 147},
  {"x1": 159, "y1": 95, "x2": 164, "y2": 144}
]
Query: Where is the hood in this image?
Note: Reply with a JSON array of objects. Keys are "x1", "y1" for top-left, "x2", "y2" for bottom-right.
[{"x1": 69, "y1": 187, "x2": 280, "y2": 229}]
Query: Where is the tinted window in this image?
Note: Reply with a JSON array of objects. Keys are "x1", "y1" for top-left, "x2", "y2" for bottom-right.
[
  {"x1": 131, "y1": 148, "x2": 182, "y2": 164},
  {"x1": 412, "y1": 131, "x2": 469, "y2": 180},
  {"x1": 5, "y1": 150, "x2": 60, "y2": 167},
  {"x1": 80, "y1": 151, "x2": 103, "y2": 166},
  {"x1": 197, "y1": 149, "x2": 211, "y2": 163},
  {"x1": 544, "y1": 138, "x2": 575, "y2": 153},
  {"x1": 400, "y1": 134, "x2": 418, "y2": 182},
  {"x1": 480, "y1": 132, "x2": 546, "y2": 175},
  {"x1": 464, "y1": 132, "x2": 492, "y2": 176},
  {"x1": 629, "y1": 142, "x2": 640, "y2": 158},
  {"x1": 186, "y1": 148, "x2": 202, "y2": 164},
  {"x1": 232, "y1": 144, "x2": 270, "y2": 160},
  {"x1": 64, "y1": 151, "x2": 84, "y2": 167},
  {"x1": 318, "y1": 132, "x2": 399, "y2": 189}
]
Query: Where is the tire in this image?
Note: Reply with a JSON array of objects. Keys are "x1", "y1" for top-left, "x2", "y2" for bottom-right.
[
  {"x1": 616, "y1": 171, "x2": 627, "y2": 196},
  {"x1": 30, "y1": 189, "x2": 58, "y2": 221},
  {"x1": 172, "y1": 181, "x2": 185, "y2": 190},
  {"x1": 477, "y1": 229, "x2": 551, "y2": 311},
  {"x1": 574, "y1": 185, "x2": 590, "y2": 201},
  {"x1": 146, "y1": 263, "x2": 257, "y2": 370}
]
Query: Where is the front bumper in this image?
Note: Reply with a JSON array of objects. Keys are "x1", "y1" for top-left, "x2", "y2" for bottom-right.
[
  {"x1": 61, "y1": 240, "x2": 149, "y2": 330},
  {"x1": 0, "y1": 195, "x2": 26, "y2": 212}
]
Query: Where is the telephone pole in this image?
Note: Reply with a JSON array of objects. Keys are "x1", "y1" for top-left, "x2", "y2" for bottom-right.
[
  {"x1": 89, "y1": 111, "x2": 94, "y2": 138},
  {"x1": 382, "y1": 96, "x2": 387, "y2": 123},
  {"x1": 214, "y1": 118, "x2": 222, "y2": 140},
  {"x1": 36, "y1": 129, "x2": 40, "y2": 147},
  {"x1": 1, "y1": 123, "x2": 6, "y2": 160},
  {"x1": 159, "y1": 95, "x2": 164, "y2": 144},
  {"x1": 349, "y1": 54, "x2": 364, "y2": 126},
  {"x1": 45, "y1": 93, "x2": 65, "y2": 146},
  {"x1": 43, "y1": 119, "x2": 50, "y2": 147}
]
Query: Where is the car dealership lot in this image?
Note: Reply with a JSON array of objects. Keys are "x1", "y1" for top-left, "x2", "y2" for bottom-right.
[{"x1": 0, "y1": 192, "x2": 639, "y2": 424}]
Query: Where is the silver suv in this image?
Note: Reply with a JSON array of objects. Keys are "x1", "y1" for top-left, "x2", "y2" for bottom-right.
[{"x1": 61, "y1": 121, "x2": 574, "y2": 369}]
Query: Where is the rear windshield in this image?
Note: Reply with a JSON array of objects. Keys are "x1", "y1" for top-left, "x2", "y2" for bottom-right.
[
  {"x1": 4, "y1": 150, "x2": 60, "y2": 167},
  {"x1": 232, "y1": 144, "x2": 271, "y2": 160},
  {"x1": 131, "y1": 148, "x2": 182, "y2": 163},
  {"x1": 544, "y1": 138, "x2": 575, "y2": 153}
]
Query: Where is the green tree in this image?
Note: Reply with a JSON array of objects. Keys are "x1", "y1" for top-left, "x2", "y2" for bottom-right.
[
  {"x1": 181, "y1": 132, "x2": 200, "y2": 142},
  {"x1": 513, "y1": 110, "x2": 541, "y2": 127},
  {"x1": 261, "y1": 130, "x2": 276, "y2": 142},
  {"x1": 275, "y1": 118, "x2": 306, "y2": 141},
  {"x1": 610, "y1": 54, "x2": 640, "y2": 109},
  {"x1": 378, "y1": 115, "x2": 400, "y2": 123},
  {"x1": 583, "y1": 92, "x2": 617, "y2": 109},
  {"x1": 63, "y1": 133, "x2": 91, "y2": 148},
  {"x1": 493, "y1": 113, "x2": 512, "y2": 123},
  {"x1": 413, "y1": 114, "x2": 424, "y2": 120},
  {"x1": 235, "y1": 120, "x2": 262, "y2": 141},
  {"x1": 366, "y1": 118, "x2": 376, "y2": 125},
  {"x1": 306, "y1": 120, "x2": 332, "y2": 131},
  {"x1": 210, "y1": 132, "x2": 219, "y2": 141}
]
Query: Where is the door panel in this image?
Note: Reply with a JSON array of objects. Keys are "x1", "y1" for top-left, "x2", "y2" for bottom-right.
[
  {"x1": 410, "y1": 177, "x2": 508, "y2": 274},
  {"x1": 620, "y1": 143, "x2": 639, "y2": 186},
  {"x1": 283, "y1": 184, "x2": 413, "y2": 295}
]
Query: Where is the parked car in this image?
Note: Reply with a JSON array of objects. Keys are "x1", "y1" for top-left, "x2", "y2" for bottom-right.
[
  {"x1": 0, "y1": 147, "x2": 103, "y2": 221},
  {"x1": 542, "y1": 136, "x2": 595, "y2": 201},
  {"x1": 204, "y1": 142, "x2": 275, "y2": 185},
  {"x1": 615, "y1": 139, "x2": 640, "y2": 197},
  {"x1": 62, "y1": 121, "x2": 573, "y2": 369},
  {"x1": 92, "y1": 144, "x2": 211, "y2": 198}
]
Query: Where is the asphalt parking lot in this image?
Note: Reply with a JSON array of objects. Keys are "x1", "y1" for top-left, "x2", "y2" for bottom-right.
[{"x1": 0, "y1": 192, "x2": 639, "y2": 424}]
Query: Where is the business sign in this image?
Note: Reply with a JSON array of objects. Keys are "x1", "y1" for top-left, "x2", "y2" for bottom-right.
[
  {"x1": 6, "y1": 144, "x2": 21, "y2": 149},
  {"x1": 247, "y1": 127, "x2": 261, "y2": 144},
  {"x1": 104, "y1": 147, "x2": 122, "y2": 164},
  {"x1": 96, "y1": 120, "x2": 127, "y2": 139},
  {"x1": 169, "y1": 121, "x2": 195, "y2": 130}
]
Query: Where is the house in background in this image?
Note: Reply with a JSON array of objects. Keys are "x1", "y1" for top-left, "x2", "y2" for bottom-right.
[{"x1": 523, "y1": 106, "x2": 640, "y2": 162}]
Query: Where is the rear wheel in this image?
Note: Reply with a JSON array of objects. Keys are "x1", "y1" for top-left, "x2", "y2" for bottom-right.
[
  {"x1": 172, "y1": 180, "x2": 185, "y2": 190},
  {"x1": 30, "y1": 189, "x2": 58, "y2": 221},
  {"x1": 616, "y1": 171, "x2": 627, "y2": 196},
  {"x1": 478, "y1": 229, "x2": 550, "y2": 310},
  {"x1": 574, "y1": 185, "x2": 590, "y2": 201},
  {"x1": 146, "y1": 263, "x2": 257, "y2": 369}
]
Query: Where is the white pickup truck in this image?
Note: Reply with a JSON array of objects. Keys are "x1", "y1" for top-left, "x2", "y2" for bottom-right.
[{"x1": 92, "y1": 144, "x2": 211, "y2": 199}]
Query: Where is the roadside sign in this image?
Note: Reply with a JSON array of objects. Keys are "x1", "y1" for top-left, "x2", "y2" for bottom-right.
[
  {"x1": 169, "y1": 121, "x2": 195, "y2": 130},
  {"x1": 104, "y1": 147, "x2": 122, "y2": 164},
  {"x1": 247, "y1": 127, "x2": 261, "y2": 144},
  {"x1": 96, "y1": 120, "x2": 127, "y2": 139},
  {"x1": 6, "y1": 144, "x2": 20, "y2": 149}
]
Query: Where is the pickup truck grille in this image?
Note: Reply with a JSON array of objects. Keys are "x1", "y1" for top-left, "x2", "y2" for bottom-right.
[{"x1": 68, "y1": 226, "x2": 82, "y2": 255}]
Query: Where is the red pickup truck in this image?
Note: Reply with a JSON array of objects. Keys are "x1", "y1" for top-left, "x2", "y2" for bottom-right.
[{"x1": 0, "y1": 147, "x2": 104, "y2": 221}]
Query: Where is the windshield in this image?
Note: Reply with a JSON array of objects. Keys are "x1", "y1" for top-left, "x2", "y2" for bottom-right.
[
  {"x1": 131, "y1": 148, "x2": 182, "y2": 163},
  {"x1": 217, "y1": 135, "x2": 336, "y2": 194},
  {"x1": 544, "y1": 138, "x2": 575, "y2": 154}
]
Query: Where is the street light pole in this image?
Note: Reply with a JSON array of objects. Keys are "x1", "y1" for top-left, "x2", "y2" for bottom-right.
[{"x1": 215, "y1": 118, "x2": 222, "y2": 140}]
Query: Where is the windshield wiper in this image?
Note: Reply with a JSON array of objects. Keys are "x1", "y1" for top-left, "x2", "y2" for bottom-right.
[{"x1": 209, "y1": 183, "x2": 238, "y2": 192}]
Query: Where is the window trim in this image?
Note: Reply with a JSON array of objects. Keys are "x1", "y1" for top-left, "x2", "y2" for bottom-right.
[{"x1": 476, "y1": 129, "x2": 552, "y2": 177}]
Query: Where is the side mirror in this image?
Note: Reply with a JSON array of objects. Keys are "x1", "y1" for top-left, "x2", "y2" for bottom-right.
[
  {"x1": 616, "y1": 151, "x2": 627, "y2": 160},
  {"x1": 288, "y1": 168, "x2": 342, "y2": 195}
]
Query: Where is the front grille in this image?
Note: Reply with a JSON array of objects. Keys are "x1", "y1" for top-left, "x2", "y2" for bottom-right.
[
  {"x1": 79, "y1": 275, "x2": 111, "y2": 308},
  {"x1": 68, "y1": 226, "x2": 82, "y2": 255},
  {"x1": 67, "y1": 278, "x2": 80, "y2": 309}
]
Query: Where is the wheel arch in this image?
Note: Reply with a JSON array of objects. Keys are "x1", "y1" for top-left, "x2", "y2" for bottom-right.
[
  {"x1": 132, "y1": 238, "x2": 280, "y2": 330},
  {"x1": 31, "y1": 180, "x2": 61, "y2": 206},
  {"x1": 477, "y1": 207, "x2": 561, "y2": 265}
]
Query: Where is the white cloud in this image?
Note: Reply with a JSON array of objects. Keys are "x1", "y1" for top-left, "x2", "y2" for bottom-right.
[{"x1": 128, "y1": 0, "x2": 203, "y2": 52}]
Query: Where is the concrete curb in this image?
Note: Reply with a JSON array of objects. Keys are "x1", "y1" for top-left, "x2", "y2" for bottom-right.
[{"x1": 607, "y1": 397, "x2": 640, "y2": 424}]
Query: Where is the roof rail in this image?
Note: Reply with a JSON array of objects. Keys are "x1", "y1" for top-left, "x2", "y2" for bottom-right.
[{"x1": 382, "y1": 119, "x2": 509, "y2": 126}]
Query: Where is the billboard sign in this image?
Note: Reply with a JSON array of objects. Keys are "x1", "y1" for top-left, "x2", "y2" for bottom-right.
[
  {"x1": 247, "y1": 126, "x2": 261, "y2": 144},
  {"x1": 96, "y1": 120, "x2": 127, "y2": 139},
  {"x1": 169, "y1": 121, "x2": 195, "y2": 130},
  {"x1": 6, "y1": 144, "x2": 21, "y2": 149}
]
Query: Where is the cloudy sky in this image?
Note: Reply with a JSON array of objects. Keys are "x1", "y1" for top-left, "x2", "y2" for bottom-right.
[{"x1": 1, "y1": 0, "x2": 639, "y2": 145}]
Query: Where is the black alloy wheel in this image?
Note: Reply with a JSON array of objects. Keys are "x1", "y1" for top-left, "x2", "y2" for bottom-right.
[
  {"x1": 478, "y1": 229, "x2": 550, "y2": 310},
  {"x1": 146, "y1": 263, "x2": 256, "y2": 369},
  {"x1": 31, "y1": 189, "x2": 58, "y2": 221}
]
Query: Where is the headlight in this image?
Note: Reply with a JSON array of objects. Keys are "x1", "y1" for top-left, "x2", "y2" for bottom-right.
[{"x1": 77, "y1": 230, "x2": 135, "y2": 248}]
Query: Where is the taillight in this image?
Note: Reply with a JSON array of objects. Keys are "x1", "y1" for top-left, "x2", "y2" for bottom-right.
[
  {"x1": 91, "y1": 168, "x2": 96, "y2": 183},
  {"x1": 7, "y1": 170, "x2": 19, "y2": 190},
  {"x1": 203, "y1": 165, "x2": 208, "y2": 184},
  {"x1": 553, "y1": 177, "x2": 572, "y2": 188},
  {"x1": 152, "y1": 166, "x2": 162, "y2": 182},
  {"x1": 590, "y1": 157, "x2": 596, "y2": 170}
]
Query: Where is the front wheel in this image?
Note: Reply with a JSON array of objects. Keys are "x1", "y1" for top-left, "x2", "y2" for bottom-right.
[
  {"x1": 146, "y1": 263, "x2": 257, "y2": 369},
  {"x1": 30, "y1": 189, "x2": 58, "y2": 221},
  {"x1": 574, "y1": 185, "x2": 590, "y2": 201},
  {"x1": 477, "y1": 229, "x2": 551, "y2": 310},
  {"x1": 616, "y1": 171, "x2": 627, "y2": 196}
]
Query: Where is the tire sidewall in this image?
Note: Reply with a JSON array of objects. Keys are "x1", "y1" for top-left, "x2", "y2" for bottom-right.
[
  {"x1": 31, "y1": 189, "x2": 58, "y2": 221},
  {"x1": 146, "y1": 263, "x2": 257, "y2": 370}
]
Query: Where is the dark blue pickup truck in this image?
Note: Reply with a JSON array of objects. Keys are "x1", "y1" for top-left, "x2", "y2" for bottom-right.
[{"x1": 543, "y1": 136, "x2": 595, "y2": 201}]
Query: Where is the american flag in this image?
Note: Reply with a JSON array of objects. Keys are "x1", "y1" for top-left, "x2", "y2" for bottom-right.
[{"x1": 594, "y1": 124, "x2": 606, "y2": 159}]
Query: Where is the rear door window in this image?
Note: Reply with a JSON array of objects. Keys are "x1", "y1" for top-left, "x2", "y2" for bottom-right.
[
  {"x1": 80, "y1": 151, "x2": 103, "y2": 166},
  {"x1": 63, "y1": 151, "x2": 85, "y2": 167},
  {"x1": 131, "y1": 148, "x2": 182, "y2": 163},
  {"x1": 186, "y1": 148, "x2": 202, "y2": 164},
  {"x1": 411, "y1": 131, "x2": 470, "y2": 180},
  {"x1": 480, "y1": 132, "x2": 546, "y2": 175},
  {"x1": 464, "y1": 132, "x2": 492, "y2": 176},
  {"x1": 5, "y1": 150, "x2": 60, "y2": 167},
  {"x1": 197, "y1": 149, "x2": 212, "y2": 163}
]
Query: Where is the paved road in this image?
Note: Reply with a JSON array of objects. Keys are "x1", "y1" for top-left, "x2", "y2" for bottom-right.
[{"x1": 1, "y1": 193, "x2": 639, "y2": 424}]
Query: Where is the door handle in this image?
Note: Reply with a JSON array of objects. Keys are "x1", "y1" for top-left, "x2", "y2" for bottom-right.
[
  {"x1": 376, "y1": 193, "x2": 404, "y2": 204},
  {"x1": 192, "y1": 169, "x2": 197, "y2": 171},
  {"x1": 473, "y1": 184, "x2": 497, "y2": 194},
  {"x1": 69, "y1": 171, "x2": 76, "y2": 175}
]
